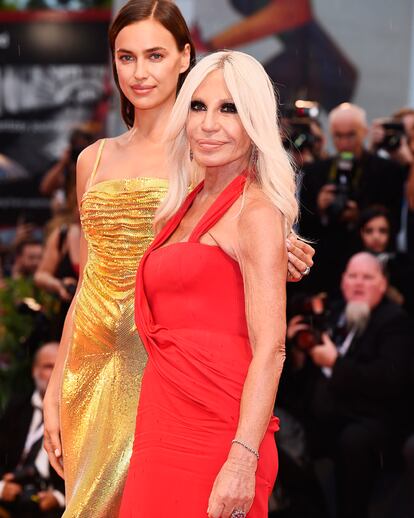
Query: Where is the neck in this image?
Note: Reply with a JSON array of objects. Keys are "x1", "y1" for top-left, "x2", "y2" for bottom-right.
[
  {"x1": 130, "y1": 94, "x2": 176, "y2": 141},
  {"x1": 203, "y1": 158, "x2": 249, "y2": 197}
]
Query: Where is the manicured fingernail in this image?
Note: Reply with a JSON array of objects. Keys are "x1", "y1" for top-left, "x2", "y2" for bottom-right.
[
  {"x1": 286, "y1": 240, "x2": 292, "y2": 248},
  {"x1": 55, "y1": 448, "x2": 61, "y2": 457}
]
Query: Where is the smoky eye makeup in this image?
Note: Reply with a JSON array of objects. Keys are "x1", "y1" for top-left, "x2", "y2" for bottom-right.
[
  {"x1": 190, "y1": 100, "x2": 206, "y2": 111},
  {"x1": 221, "y1": 102, "x2": 238, "y2": 113}
]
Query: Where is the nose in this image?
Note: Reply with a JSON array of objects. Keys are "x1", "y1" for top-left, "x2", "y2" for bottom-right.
[
  {"x1": 134, "y1": 58, "x2": 148, "y2": 80},
  {"x1": 201, "y1": 108, "x2": 220, "y2": 133}
]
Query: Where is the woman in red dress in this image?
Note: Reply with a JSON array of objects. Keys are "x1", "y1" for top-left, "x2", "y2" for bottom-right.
[{"x1": 120, "y1": 50, "x2": 299, "y2": 518}]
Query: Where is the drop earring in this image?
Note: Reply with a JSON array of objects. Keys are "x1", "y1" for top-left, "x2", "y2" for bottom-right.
[{"x1": 189, "y1": 149, "x2": 194, "y2": 161}]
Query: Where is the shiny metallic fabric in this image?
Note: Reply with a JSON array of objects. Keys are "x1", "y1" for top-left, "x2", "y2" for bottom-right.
[{"x1": 60, "y1": 177, "x2": 168, "y2": 517}]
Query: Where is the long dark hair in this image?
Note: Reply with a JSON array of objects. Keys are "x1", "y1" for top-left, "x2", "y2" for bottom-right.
[{"x1": 109, "y1": 0, "x2": 196, "y2": 129}]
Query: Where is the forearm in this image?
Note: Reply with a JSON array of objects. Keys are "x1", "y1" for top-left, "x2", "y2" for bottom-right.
[
  {"x1": 208, "y1": 0, "x2": 312, "y2": 50},
  {"x1": 39, "y1": 162, "x2": 65, "y2": 195},
  {"x1": 233, "y1": 346, "x2": 285, "y2": 453},
  {"x1": 34, "y1": 271, "x2": 62, "y2": 296}
]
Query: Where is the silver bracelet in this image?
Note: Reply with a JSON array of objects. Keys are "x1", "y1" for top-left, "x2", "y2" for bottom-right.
[{"x1": 231, "y1": 439, "x2": 260, "y2": 460}]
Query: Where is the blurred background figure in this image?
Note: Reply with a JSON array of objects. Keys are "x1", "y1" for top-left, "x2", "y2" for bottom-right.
[
  {"x1": 280, "y1": 253, "x2": 413, "y2": 518},
  {"x1": 0, "y1": 342, "x2": 65, "y2": 518},
  {"x1": 39, "y1": 124, "x2": 98, "y2": 201},
  {"x1": 357, "y1": 206, "x2": 414, "y2": 316},
  {"x1": 11, "y1": 239, "x2": 43, "y2": 281},
  {"x1": 298, "y1": 103, "x2": 406, "y2": 297},
  {"x1": 34, "y1": 201, "x2": 80, "y2": 336}
]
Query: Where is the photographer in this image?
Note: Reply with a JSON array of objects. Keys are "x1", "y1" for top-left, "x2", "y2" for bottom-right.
[
  {"x1": 34, "y1": 202, "x2": 80, "y2": 336},
  {"x1": 39, "y1": 125, "x2": 96, "y2": 199},
  {"x1": 282, "y1": 101, "x2": 327, "y2": 168},
  {"x1": 371, "y1": 109, "x2": 414, "y2": 263},
  {"x1": 299, "y1": 103, "x2": 406, "y2": 296},
  {"x1": 0, "y1": 342, "x2": 64, "y2": 518},
  {"x1": 11, "y1": 239, "x2": 43, "y2": 281},
  {"x1": 286, "y1": 253, "x2": 413, "y2": 518}
]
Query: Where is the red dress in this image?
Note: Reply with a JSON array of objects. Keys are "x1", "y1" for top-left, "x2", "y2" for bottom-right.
[{"x1": 119, "y1": 174, "x2": 279, "y2": 517}]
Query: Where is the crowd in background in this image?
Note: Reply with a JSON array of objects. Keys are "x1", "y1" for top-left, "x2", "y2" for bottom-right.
[{"x1": 0, "y1": 102, "x2": 413, "y2": 518}]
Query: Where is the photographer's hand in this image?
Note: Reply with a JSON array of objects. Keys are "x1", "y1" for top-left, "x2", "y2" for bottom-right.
[
  {"x1": 341, "y1": 200, "x2": 359, "y2": 224},
  {"x1": 369, "y1": 118, "x2": 386, "y2": 150},
  {"x1": 1, "y1": 480, "x2": 22, "y2": 502},
  {"x1": 391, "y1": 135, "x2": 413, "y2": 166},
  {"x1": 38, "y1": 491, "x2": 59, "y2": 511},
  {"x1": 317, "y1": 184, "x2": 336, "y2": 213},
  {"x1": 309, "y1": 333, "x2": 338, "y2": 367}
]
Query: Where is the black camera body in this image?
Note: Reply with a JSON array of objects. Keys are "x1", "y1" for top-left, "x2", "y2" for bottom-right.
[
  {"x1": 287, "y1": 119, "x2": 315, "y2": 153},
  {"x1": 11, "y1": 465, "x2": 45, "y2": 511},
  {"x1": 326, "y1": 152, "x2": 355, "y2": 221},
  {"x1": 379, "y1": 120, "x2": 405, "y2": 152},
  {"x1": 291, "y1": 295, "x2": 330, "y2": 351}
]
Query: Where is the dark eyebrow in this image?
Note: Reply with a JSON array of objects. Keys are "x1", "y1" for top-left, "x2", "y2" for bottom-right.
[
  {"x1": 116, "y1": 46, "x2": 168, "y2": 54},
  {"x1": 145, "y1": 47, "x2": 168, "y2": 53},
  {"x1": 190, "y1": 98, "x2": 235, "y2": 104}
]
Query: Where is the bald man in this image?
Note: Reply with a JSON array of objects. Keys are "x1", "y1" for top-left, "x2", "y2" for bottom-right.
[
  {"x1": 0, "y1": 342, "x2": 64, "y2": 518},
  {"x1": 298, "y1": 103, "x2": 406, "y2": 297},
  {"x1": 287, "y1": 252, "x2": 412, "y2": 518}
]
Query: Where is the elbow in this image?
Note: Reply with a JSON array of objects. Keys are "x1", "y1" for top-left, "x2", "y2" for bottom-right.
[{"x1": 254, "y1": 340, "x2": 286, "y2": 374}]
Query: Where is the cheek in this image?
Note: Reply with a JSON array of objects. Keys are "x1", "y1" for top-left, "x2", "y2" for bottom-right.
[
  {"x1": 228, "y1": 123, "x2": 250, "y2": 152},
  {"x1": 186, "y1": 117, "x2": 198, "y2": 142}
]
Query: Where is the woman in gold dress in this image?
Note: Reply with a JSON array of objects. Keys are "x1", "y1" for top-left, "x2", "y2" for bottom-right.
[{"x1": 43, "y1": 1, "x2": 314, "y2": 516}]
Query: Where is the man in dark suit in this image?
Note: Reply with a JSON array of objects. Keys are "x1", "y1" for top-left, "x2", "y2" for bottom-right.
[
  {"x1": 0, "y1": 342, "x2": 64, "y2": 518},
  {"x1": 287, "y1": 252, "x2": 413, "y2": 518},
  {"x1": 299, "y1": 103, "x2": 406, "y2": 296}
]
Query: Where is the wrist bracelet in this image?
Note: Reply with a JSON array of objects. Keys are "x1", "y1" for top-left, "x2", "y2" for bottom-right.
[{"x1": 231, "y1": 439, "x2": 259, "y2": 460}]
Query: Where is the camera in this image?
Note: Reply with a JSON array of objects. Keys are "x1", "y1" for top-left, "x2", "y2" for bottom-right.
[
  {"x1": 69, "y1": 128, "x2": 95, "y2": 162},
  {"x1": 379, "y1": 120, "x2": 406, "y2": 152},
  {"x1": 282, "y1": 100, "x2": 320, "y2": 155},
  {"x1": 11, "y1": 465, "x2": 45, "y2": 511},
  {"x1": 290, "y1": 294, "x2": 330, "y2": 351},
  {"x1": 326, "y1": 152, "x2": 355, "y2": 221}
]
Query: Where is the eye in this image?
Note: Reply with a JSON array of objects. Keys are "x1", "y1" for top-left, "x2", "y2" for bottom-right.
[
  {"x1": 221, "y1": 102, "x2": 237, "y2": 113},
  {"x1": 119, "y1": 54, "x2": 134, "y2": 63},
  {"x1": 190, "y1": 100, "x2": 206, "y2": 111},
  {"x1": 149, "y1": 52, "x2": 163, "y2": 61}
]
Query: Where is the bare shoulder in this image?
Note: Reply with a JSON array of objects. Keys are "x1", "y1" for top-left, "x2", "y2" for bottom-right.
[
  {"x1": 235, "y1": 182, "x2": 286, "y2": 267},
  {"x1": 76, "y1": 139, "x2": 104, "y2": 195},
  {"x1": 239, "y1": 183, "x2": 284, "y2": 235}
]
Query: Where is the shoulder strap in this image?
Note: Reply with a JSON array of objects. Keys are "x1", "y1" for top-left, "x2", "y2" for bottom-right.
[
  {"x1": 189, "y1": 174, "x2": 247, "y2": 243},
  {"x1": 88, "y1": 138, "x2": 106, "y2": 187}
]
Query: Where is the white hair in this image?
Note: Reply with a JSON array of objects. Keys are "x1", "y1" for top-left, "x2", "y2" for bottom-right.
[
  {"x1": 154, "y1": 50, "x2": 299, "y2": 235},
  {"x1": 329, "y1": 102, "x2": 368, "y2": 129}
]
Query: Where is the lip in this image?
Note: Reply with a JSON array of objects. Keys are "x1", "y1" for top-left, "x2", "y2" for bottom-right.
[
  {"x1": 131, "y1": 85, "x2": 156, "y2": 94},
  {"x1": 197, "y1": 139, "x2": 226, "y2": 150}
]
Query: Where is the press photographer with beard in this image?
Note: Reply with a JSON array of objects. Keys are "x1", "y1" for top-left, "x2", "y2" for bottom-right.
[
  {"x1": 285, "y1": 252, "x2": 413, "y2": 518},
  {"x1": 0, "y1": 343, "x2": 64, "y2": 518},
  {"x1": 299, "y1": 103, "x2": 406, "y2": 296}
]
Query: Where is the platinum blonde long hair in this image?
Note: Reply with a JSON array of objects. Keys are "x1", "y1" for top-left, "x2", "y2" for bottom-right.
[{"x1": 154, "y1": 50, "x2": 298, "y2": 234}]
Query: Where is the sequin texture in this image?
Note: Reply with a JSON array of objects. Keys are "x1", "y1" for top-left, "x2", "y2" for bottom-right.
[{"x1": 60, "y1": 177, "x2": 168, "y2": 517}]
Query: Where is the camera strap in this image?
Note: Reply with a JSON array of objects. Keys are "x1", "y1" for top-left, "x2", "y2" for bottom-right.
[{"x1": 328, "y1": 161, "x2": 363, "y2": 192}]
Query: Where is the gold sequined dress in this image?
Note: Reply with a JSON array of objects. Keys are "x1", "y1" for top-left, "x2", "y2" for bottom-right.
[{"x1": 60, "y1": 139, "x2": 168, "y2": 517}]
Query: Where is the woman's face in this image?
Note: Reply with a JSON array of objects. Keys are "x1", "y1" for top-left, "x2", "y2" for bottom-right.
[
  {"x1": 186, "y1": 69, "x2": 252, "y2": 172},
  {"x1": 360, "y1": 215, "x2": 390, "y2": 253},
  {"x1": 114, "y1": 19, "x2": 190, "y2": 111}
]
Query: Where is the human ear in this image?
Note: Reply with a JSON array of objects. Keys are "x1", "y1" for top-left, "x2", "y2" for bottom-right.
[{"x1": 180, "y1": 43, "x2": 192, "y2": 74}]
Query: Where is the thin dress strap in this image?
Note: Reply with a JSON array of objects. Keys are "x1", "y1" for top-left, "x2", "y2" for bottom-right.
[
  {"x1": 188, "y1": 174, "x2": 247, "y2": 243},
  {"x1": 87, "y1": 138, "x2": 106, "y2": 189}
]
